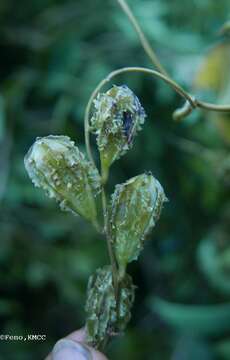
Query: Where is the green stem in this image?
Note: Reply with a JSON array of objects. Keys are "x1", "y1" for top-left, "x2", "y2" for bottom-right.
[
  {"x1": 100, "y1": 157, "x2": 110, "y2": 185},
  {"x1": 101, "y1": 185, "x2": 119, "y2": 296}
]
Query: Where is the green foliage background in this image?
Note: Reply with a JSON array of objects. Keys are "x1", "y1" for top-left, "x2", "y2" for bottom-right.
[{"x1": 0, "y1": 0, "x2": 230, "y2": 359}]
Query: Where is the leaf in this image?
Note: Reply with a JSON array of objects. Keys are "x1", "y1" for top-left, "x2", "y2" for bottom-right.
[
  {"x1": 193, "y1": 41, "x2": 230, "y2": 144},
  {"x1": 197, "y1": 237, "x2": 230, "y2": 296},
  {"x1": 151, "y1": 297, "x2": 230, "y2": 337},
  {"x1": 193, "y1": 43, "x2": 230, "y2": 92}
]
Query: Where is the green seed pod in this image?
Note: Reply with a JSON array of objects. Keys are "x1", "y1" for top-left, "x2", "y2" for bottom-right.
[
  {"x1": 24, "y1": 135, "x2": 101, "y2": 224},
  {"x1": 85, "y1": 265, "x2": 135, "y2": 349},
  {"x1": 90, "y1": 85, "x2": 146, "y2": 182},
  {"x1": 110, "y1": 173, "x2": 167, "y2": 276}
]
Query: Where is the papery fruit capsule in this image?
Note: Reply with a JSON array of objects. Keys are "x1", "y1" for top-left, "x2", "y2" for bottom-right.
[
  {"x1": 110, "y1": 174, "x2": 167, "y2": 276},
  {"x1": 24, "y1": 135, "x2": 101, "y2": 224},
  {"x1": 85, "y1": 265, "x2": 135, "y2": 349},
  {"x1": 90, "y1": 85, "x2": 146, "y2": 182}
]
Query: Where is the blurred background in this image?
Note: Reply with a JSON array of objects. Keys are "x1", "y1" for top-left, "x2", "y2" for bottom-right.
[{"x1": 0, "y1": 0, "x2": 230, "y2": 359}]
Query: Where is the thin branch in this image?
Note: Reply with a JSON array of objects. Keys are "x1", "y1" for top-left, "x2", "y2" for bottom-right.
[
  {"x1": 196, "y1": 100, "x2": 230, "y2": 112},
  {"x1": 116, "y1": 0, "x2": 169, "y2": 76}
]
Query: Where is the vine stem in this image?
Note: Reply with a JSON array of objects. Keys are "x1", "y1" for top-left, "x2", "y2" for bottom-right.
[
  {"x1": 116, "y1": 0, "x2": 230, "y2": 119},
  {"x1": 196, "y1": 100, "x2": 230, "y2": 112},
  {"x1": 116, "y1": 0, "x2": 169, "y2": 76}
]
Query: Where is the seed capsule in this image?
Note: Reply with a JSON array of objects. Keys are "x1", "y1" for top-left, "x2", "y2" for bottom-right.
[
  {"x1": 110, "y1": 174, "x2": 167, "y2": 275},
  {"x1": 24, "y1": 135, "x2": 101, "y2": 223},
  {"x1": 85, "y1": 266, "x2": 135, "y2": 349},
  {"x1": 90, "y1": 85, "x2": 146, "y2": 181}
]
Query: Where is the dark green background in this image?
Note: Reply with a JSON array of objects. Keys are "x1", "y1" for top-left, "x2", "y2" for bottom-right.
[{"x1": 0, "y1": 0, "x2": 229, "y2": 359}]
